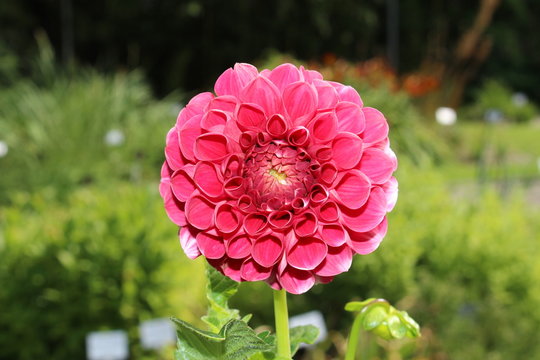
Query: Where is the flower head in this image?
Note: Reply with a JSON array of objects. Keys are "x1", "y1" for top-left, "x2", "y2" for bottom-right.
[{"x1": 160, "y1": 63, "x2": 397, "y2": 294}]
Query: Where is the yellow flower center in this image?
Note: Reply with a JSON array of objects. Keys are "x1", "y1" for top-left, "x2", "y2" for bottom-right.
[{"x1": 268, "y1": 168, "x2": 288, "y2": 185}]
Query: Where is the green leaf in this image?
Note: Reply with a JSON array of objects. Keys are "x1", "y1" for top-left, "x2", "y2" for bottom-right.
[
  {"x1": 173, "y1": 318, "x2": 272, "y2": 360},
  {"x1": 290, "y1": 325, "x2": 319, "y2": 355},
  {"x1": 202, "y1": 265, "x2": 242, "y2": 332}
]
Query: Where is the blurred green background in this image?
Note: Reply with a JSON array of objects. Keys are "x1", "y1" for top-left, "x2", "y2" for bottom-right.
[{"x1": 1, "y1": 1, "x2": 540, "y2": 359}]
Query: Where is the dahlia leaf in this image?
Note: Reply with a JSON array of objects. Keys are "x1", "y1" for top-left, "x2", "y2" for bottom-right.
[
  {"x1": 202, "y1": 265, "x2": 243, "y2": 332},
  {"x1": 173, "y1": 318, "x2": 272, "y2": 360},
  {"x1": 290, "y1": 325, "x2": 319, "y2": 355}
]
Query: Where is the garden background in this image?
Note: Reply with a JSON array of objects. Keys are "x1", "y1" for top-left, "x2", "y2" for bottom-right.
[{"x1": 1, "y1": 0, "x2": 540, "y2": 359}]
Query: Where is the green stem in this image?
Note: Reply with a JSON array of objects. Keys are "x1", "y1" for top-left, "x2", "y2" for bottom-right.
[
  {"x1": 273, "y1": 289, "x2": 291, "y2": 360},
  {"x1": 345, "y1": 313, "x2": 363, "y2": 360}
]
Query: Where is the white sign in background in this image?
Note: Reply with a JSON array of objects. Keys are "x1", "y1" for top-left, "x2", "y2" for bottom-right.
[
  {"x1": 139, "y1": 318, "x2": 177, "y2": 350},
  {"x1": 289, "y1": 310, "x2": 327, "y2": 346},
  {"x1": 86, "y1": 330, "x2": 129, "y2": 360}
]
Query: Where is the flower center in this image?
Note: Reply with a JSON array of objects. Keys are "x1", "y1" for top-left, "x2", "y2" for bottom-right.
[
  {"x1": 268, "y1": 168, "x2": 288, "y2": 185},
  {"x1": 242, "y1": 141, "x2": 316, "y2": 211}
]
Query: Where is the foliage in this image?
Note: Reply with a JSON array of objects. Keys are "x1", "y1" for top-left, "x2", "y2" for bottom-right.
[
  {"x1": 466, "y1": 79, "x2": 538, "y2": 123},
  {"x1": 0, "y1": 183, "x2": 206, "y2": 360},
  {"x1": 173, "y1": 266, "x2": 319, "y2": 360}
]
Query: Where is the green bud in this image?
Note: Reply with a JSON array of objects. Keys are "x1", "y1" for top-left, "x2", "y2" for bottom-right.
[{"x1": 345, "y1": 298, "x2": 420, "y2": 340}]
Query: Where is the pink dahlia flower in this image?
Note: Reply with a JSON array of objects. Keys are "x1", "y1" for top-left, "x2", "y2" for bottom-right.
[{"x1": 160, "y1": 63, "x2": 397, "y2": 294}]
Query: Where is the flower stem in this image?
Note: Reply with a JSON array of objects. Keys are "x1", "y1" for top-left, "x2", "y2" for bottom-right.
[
  {"x1": 345, "y1": 313, "x2": 363, "y2": 360},
  {"x1": 273, "y1": 288, "x2": 292, "y2": 360}
]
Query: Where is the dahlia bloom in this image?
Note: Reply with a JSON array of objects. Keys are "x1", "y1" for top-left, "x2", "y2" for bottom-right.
[{"x1": 160, "y1": 63, "x2": 397, "y2": 294}]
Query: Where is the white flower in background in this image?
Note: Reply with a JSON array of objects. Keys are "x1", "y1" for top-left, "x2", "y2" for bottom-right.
[
  {"x1": 512, "y1": 92, "x2": 528, "y2": 108},
  {"x1": 435, "y1": 107, "x2": 457, "y2": 126},
  {"x1": 484, "y1": 109, "x2": 504, "y2": 124},
  {"x1": 0, "y1": 141, "x2": 8, "y2": 158},
  {"x1": 104, "y1": 129, "x2": 125, "y2": 147}
]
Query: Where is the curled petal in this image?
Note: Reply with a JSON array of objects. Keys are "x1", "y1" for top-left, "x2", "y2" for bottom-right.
[
  {"x1": 288, "y1": 126, "x2": 310, "y2": 147},
  {"x1": 319, "y1": 162, "x2": 338, "y2": 186},
  {"x1": 252, "y1": 234, "x2": 283, "y2": 267},
  {"x1": 332, "y1": 132, "x2": 363, "y2": 170},
  {"x1": 215, "y1": 203, "x2": 241, "y2": 234},
  {"x1": 206, "y1": 95, "x2": 237, "y2": 114},
  {"x1": 309, "y1": 184, "x2": 329, "y2": 205},
  {"x1": 226, "y1": 233, "x2": 252, "y2": 259},
  {"x1": 239, "y1": 131, "x2": 257, "y2": 151},
  {"x1": 266, "y1": 114, "x2": 289, "y2": 138},
  {"x1": 332, "y1": 170, "x2": 371, "y2": 209},
  {"x1": 336, "y1": 101, "x2": 365, "y2": 134},
  {"x1": 279, "y1": 267, "x2": 316, "y2": 294},
  {"x1": 171, "y1": 165, "x2": 196, "y2": 201},
  {"x1": 194, "y1": 162, "x2": 223, "y2": 198},
  {"x1": 215, "y1": 63, "x2": 258, "y2": 97},
  {"x1": 241, "y1": 258, "x2": 272, "y2": 281},
  {"x1": 179, "y1": 226, "x2": 201, "y2": 259},
  {"x1": 318, "y1": 201, "x2": 340, "y2": 222},
  {"x1": 314, "y1": 245, "x2": 353, "y2": 276},
  {"x1": 236, "y1": 103, "x2": 266, "y2": 131},
  {"x1": 222, "y1": 259, "x2": 243, "y2": 282},
  {"x1": 362, "y1": 107, "x2": 389, "y2": 144},
  {"x1": 309, "y1": 111, "x2": 338, "y2": 143},
  {"x1": 348, "y1": 217, "x2": 388, "y2": 255},
  {"x1": 201, "y1": 109, "x2": 228, "y2": 131},
  {"x1": 287, "y1": 236, "x2": 327, "y2": 270},
  {"x1": 196, "y1": 232, "x2": 225, "y2": 259},
  {"x1": 243, "y1": 213, "x2": 268, "y2": 236},
  {"x1": 319, "y1": 224, "x2": 349, "y2": 247},
  {"x1": 294, "y1": 211, "x2": 318, "y2": 237},
  {"x1": 194, "y1": 133, "x2": 229, "y2": 162},
  {"x1": 224, "y1": 176, "x2": 245, "y2": 198},
  {"x1": 176, "y1": 92, "x2": 214, "y2": 128},
  {"x1": 237, "y1": 195, "x2": 256, "y2": 213},
  {"x1": 283, "y1": 81, "x2": 318, "y2": 126},
  {"x1": 221, "y1": 154, "x2": 243, "y2": 178},
  {"x1": 341, "y1": 186, "x2": 387, "y2": 233},
  {"x1": 185, "y1": 193, "x2": 215, "y2": 230},
  {"x1": 268, "y1": 210, "x2": 293, "y2": 229}
]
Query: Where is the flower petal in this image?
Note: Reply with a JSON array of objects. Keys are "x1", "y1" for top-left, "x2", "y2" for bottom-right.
[
  {"x1": 193, "y1": 162, "x2": 223, "y2": 198},
  {"x1": 196, "y1": 232, "x2": 225, "y2": 259},
  {"x1": 341, "y1": 186, "x2": 387, "y2": 232},
  {"x1": 164, "y1": 194, "x2": 187, "y2": 226},
  {"x1": 179, "y1": 226, "x2": 201, "y2": 259},
  {"x1": 283, "y1": 81, "x2": 317, "y2": 126},
  {"x1": 225, "y1": 233, "x2": 252, "y2": 259},
  {"x1": 215, "y1": 203, "x2": 240, "y2": 234},
  {"x1": 171, "y1": 165, "x2": 196, "y2": 201},
  {"x1": 381, "y1": 176, "x2": 398, "y2": 212},
  {"x1": 348, "y1": 217, "x2": 388, "y2": 254},
  {"x1": 287, "y1": 236, "x2": 327, "y2": 270},
  {"x1": 178, "y1": 115, "x2": 203, "y2": 162},
  {"x1": 309, "y1": 111, "x2": 338, "y2": 143},
  {"x1": 279, "y1": 267, "x2": 315, "y2": 294},
  {"x1": 236, "y1": 103, "x2": 266, "y2": 131},
  {"x1": 241, "y1": 76, "x2": 282, "y2": 115},
  {"x1": 266, "y1": 114, "x2": 289, "y2": 138},
  {"x1": 268, "y1": 63, "x2": 301, "y2": 91},
  {"x1": 314, "y1": 245, "x2": 352, "y2": 276},
  {"x1": 194, "y1": 133, "x2": 229, "y2": 162},
  {"x1": 185, "y1": 193, "x2": 215, "y2": 230},
  {"x1": 313, "y1": 79, "x2": 339, "y2": 109},
  {"x1": 252, "y1": 234, "x2": 283, "y2": 267},
  {"x1": 330, "y1": 82, "x2": 363, "y2": 107},
  {"x1": 222, "y1": 259, "x2": 243, "y2": 282},
  {"x1": 165, "y1": 127, "x2": 186, "y2": 170},
  {"x1": 319, "y1": 162, "x2": 338, "y2": 186},
  {"x1": 214, "y1": 63, "x2": 258, "y2": 97},
  {"x1": 243, "y1": 213, "x2": 268, "y2": 236},
  {"x1": 332, "y1": 170, "x2": 371, "y2": 209},
  {"x1": 201, "y1": 109, "x2": 228, "y2": 131},
  {"x1": 359, "y1": 148, "x2": 395, "y2": 184},
  {"x1": 268, "y1": 210, "x2": 293, "y2": 229},
  {"x1": 294, "y1": 211, "x2": 318, "y2": 237},
  {"x1": 336, "y1": 101, "x2": 365, "y2": 134},
  {"x1": 288, "y1": 126, "x2": 310, "y2": 147},
  {"x1": 318, "y1": 201, "x2": 340, "y2": 222},
  {"x1": 241, "y1": 258, "x2": 272, "y2": 281},
  {"x1": 362, "y1": 107, "x2": 389, "y2": 144},
  {"x1": 332, "y1": 132, "x2": 363, "y2": 170},
  {"x1": 319, "y1": 224, "x2": 349, "y2": 247}
]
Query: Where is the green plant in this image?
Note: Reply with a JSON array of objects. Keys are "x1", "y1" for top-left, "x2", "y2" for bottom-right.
[{"x1": 0, "y1": 183, "x2": 206, "y2": 360}]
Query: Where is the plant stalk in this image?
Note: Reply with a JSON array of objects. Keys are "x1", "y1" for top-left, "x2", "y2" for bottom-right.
[
  {"x1": 345, "y1": 313, "x2": 363, "y2": 360},
  {"x1": 273, "y1": 289, "x2": 292, "y2": 360}
]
